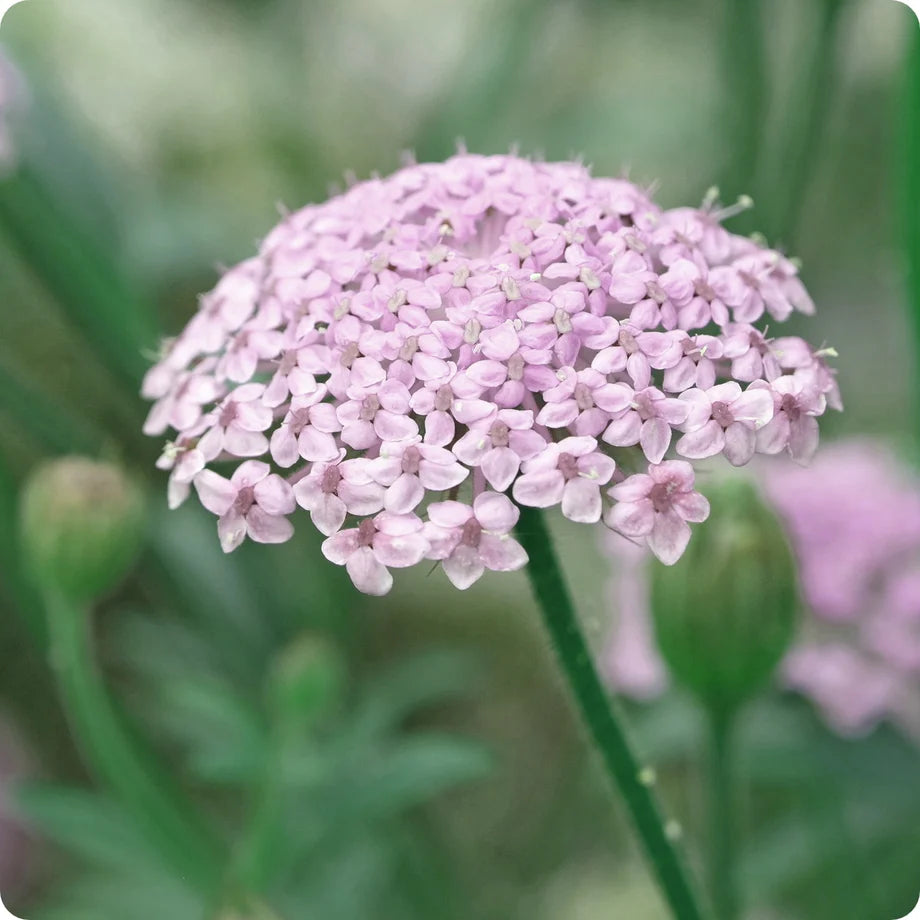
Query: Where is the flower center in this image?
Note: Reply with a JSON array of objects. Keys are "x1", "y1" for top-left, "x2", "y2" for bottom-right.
[
  {"x1": 235, "y1": 485, "x2": 255, "y2": 515},
  {"x1": 435, "y1": 385, "x2": 453, "y2": 412},
  {"x1": 357, "y1": 518, "x2": 377, "y2": 547},
  {"x1": 507, "y1": 353, "x2": 525, "y2": 381},
  {"x1": 619, "y1": 329, "x2": 638, "y2": 355},
  {"x1": 360, "y1": 395, "x2": 380, "y2": 421},
  {"x1": 489, "y1": 421, "x2": 510, "y2": 447},
  {"x1": 557, "y1": 452, "x2": 579, "y2": 480},
  {"x1": 574, "y1": 383, "x2": 594, "y2": 411},
  {"x1": 289, "y1": 407, "x2": 311, "y2": 435},
  {"x1": 340, "y1": 342, "x2": 360, "y2": 368},
  {"x1": 321, "y1": 464, "x2": 341, "y2": 494},
  {"x1": 399, "y1": 336, "x2": 419, "y2": 361},
  {"x1": 460, "y1": 518, "x2": 482, "y2": 547},
  {"x1": 648, "y1": 479, "x2": 678, "y2": 513},
  {"x1": 401, "y1": 446, "x2": 422, "y2": 474},
  {"x1": 780, "y1": 393, "x2": 801, "y2": 419},
  {"x1": 278, "y1": 350, "x2": 299, "y2": 375},
  {"x1": 711, "y1": 400, "x2": 734, "y2": 427},
  {"x1": 219, "y1": 402, "x2": 239, "y2": 428}
]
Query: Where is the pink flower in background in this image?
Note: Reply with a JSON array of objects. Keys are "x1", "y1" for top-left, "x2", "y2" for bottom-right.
[
  {"x1": 601, "y1": 442, "x2": 920, "y2": 738},
  {"x1": 143, "y1": 153, "x2": 836, "y2": 592}
]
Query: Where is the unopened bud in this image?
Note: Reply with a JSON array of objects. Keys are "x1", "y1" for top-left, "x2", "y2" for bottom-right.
[
  {"x1": 650, "y1": 477, "x2": 798, "y2": 714},
  {"x1": 19, "y1": 457, "x2": 145, "y2": 603}
]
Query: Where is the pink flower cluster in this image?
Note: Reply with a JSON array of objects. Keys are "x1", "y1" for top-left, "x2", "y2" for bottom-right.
[
  {"x1": 602, "y1": 442, "x2": 920, "y2": 738},
  {"x1": 143, "y1": 154, "x2": 837, "y2": 594}
]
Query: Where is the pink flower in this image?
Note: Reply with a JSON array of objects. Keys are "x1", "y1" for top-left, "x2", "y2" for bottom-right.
[
  {"x1": 368, "y1": 438, "x2": 469, "y2": 513},
  {"x1": 143, "y1": 154, "x2": 835, "y2": 594},
  {"x1": 194, "y1": 460, "x2": 295, "y2": 552},
  {"x1": 425, "y1": 493, "x2": 528, "y2": 589},
  {"x1": 197, "y1": 384, "x2": 273, "y2": 459},
  {"x1": 292, "y1": 457, "x2": 385, "y2": 535},
  {"x1": 602, "y1": 387, "x2": 690, "y2": 465},
  {"x1": 322, "y1": 513, "x2": 428, "y2": 595},
  {"x1": 452, "y1": 409, "x2": 547, "y2": 491},
  {"x1": 753, "y1": 376, "x2": 825, "y2": 464},
  {"x1": 605, "y1": 461, "x2": 710, "y2": 564},
  {"x1": 676, "y1": 382, "x2": 774, "y2": 466},
  {"x1": 513, "y1": 437, "x2": 616, "y2": 523}
]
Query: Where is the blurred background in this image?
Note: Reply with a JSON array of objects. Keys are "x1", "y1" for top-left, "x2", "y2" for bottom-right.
[{"x1": 0, "y1": 0, "x2": 919, "y2": 918}]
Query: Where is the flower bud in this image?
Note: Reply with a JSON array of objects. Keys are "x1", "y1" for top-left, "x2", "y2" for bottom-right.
[
  {"x1": 19, "y1": 457, "x2": 145, "y2": 603},
  {"x1": 266, "y1": 634, "x2": 345, "y2": 729},
  {"x1": 649, "y1": 477, "x2": 798, "y2": 714}
]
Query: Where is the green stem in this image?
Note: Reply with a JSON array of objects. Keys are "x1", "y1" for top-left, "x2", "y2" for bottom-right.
[
  {"x1": 765, "y1": 0, "x2": 846, "y2": 245},
  {"x1": 514, "y1": 508, "x2": 707, "y2": 920},
  {"x1": 902, "y1": 24, "x2": 920, "y2": 437},
  {"x1": 706, "y1": 709, "x2": 738, "y2": 920},
  {"x1": 44, "y1": 591, "x2": 223, "y2": 892},
  {"x1": 720, "y1": 0, "x2": 767, "y2": 205}
]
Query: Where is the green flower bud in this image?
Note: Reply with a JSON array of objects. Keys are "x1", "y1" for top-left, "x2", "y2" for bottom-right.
[
  {"x1": 19, "y1": 457, "x2": 145, "y2": 603},
  {"x1": 649, "y1": 477, "x2": 799, "y2": 715},
  {"x1": 266, "y1": 634, "x2": 345, "y2": 729}
]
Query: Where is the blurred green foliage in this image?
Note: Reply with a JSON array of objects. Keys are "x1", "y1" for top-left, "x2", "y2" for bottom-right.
[{"x1": 0, "y1": 0, "x2": 919, "y2": 918}]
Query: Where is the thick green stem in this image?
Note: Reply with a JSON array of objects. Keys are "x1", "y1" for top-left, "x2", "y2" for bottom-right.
[
  {"x1": 706, "y1": 709, "x2": 738, "y2": 920},
  {"x1": 720, "y1": 0, "x2": 767, "y2": 204},
  {"x1": 514, "y1": 508, "x2": 707, "y2": 920},
  {"x1": 902, "y1": 24, "x2": 920, "y2": 436},
  {"x1": 765, "y1": 0, "x2": 846, "y2": 245},
  {"x1": 44, "y1": 591, "x2": 223, "y2": 892}
]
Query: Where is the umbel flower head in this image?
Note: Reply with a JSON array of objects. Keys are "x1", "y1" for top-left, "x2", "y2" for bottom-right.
[
  {"x1": 143, "y1": 153, "x2": 838, "y2": 594},
  {"x1": 603, "y1": 442, "x2": 920, "y2": 739}
]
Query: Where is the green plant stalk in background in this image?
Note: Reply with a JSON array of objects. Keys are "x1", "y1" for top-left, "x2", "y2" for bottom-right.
[
  {"x1": 706, "y1": 709, "x2": 738, "y2": 920},
  {"x1": 44, "y1": 590, "x2": 223, "y2": 894},
  {"x1": 514, "y1": 507, "x2": 708, "y2": 920},
  {"x1": 903, "y1": 23, "x2": 920, "y2": 431},
  {"x1": 0, "y1": 167, "x2": 159, "y2": 388}
]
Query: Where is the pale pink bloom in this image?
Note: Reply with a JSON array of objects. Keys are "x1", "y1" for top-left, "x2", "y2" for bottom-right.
[
  {"x1": 142, "y1": 154, "x2": 835, "y2": 594},
  {"x1": 263, "y1": 344, "x2": 321, "y2": 408},
  {"x1": 513, "y1": 437, "x2": 616, "y2": 523},
  {"x1": 452, "y1": 409, "x2": 547, "y2": 491},
  {"x1": 156, "y1": 437, "x2": 206, "y2": 509},
  {"x1": 676, "y1": 382, "x2": 775, "y2": 466},
  {"x1": 753, "y1": 376, "x2": 825, "y2": 464},
  {"x1": 605, "y1": 461, "x2": 710, "y2": 565},
  {"x1": 658, "y1": 258, "x2": 730, "y2": 330},
  {"x1": 292, "y1": 456, "x2": 385, "y2": 535},
  {"x1": 782, "y1": 645, "x2": 900, "y2": 737},
  {"x1": 197, "y1": 384, "x2": 273, "y2": 459},
  {"x1": 142, "y1": 360, "x2": 224, "y2": 436},
  {"x1": 270, "y1": 389, "x2": 341, "y2": 467},
  {"x1": 322, "y1": 513, "x2": 428, "y2": 595},
  {"x1": 409, "y1": 383, "x2": 493, "y2": 447},
  {"x1": 367, "y1": 438, "x2": 469, "y2": 513},
  {"x1": 591, "y1": 325, "x2": 684, "y2": 390},
  {"x1": 602, "y1": 387, "x2": 690, "y2": 465},
  {"x1": 537, "y1": 368, "x2": 633, "y2": 436},
  {"x1": 194, "y1": 460, "x2": 295, "y2": 552},
  {"x1": 425, "y1": 493, "x2": 528, "y2": 589}
]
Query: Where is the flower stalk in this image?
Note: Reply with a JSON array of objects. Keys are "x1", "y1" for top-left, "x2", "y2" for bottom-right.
[
  {"x1": 514, "y1": 507, "x2": 707, "y2": 920},
  {"x1": 44, "y1": 590, "x2": 222, "y2": 893},
  {"x1": 706, "y1": 708, "x2": 738, "y2": 920}
]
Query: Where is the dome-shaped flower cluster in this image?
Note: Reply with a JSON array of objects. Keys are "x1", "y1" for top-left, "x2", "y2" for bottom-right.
[
  {"x1": 603, "y1": 443, "x2": 920, "y2": 738},
  {"x1": 144, "y1": 153, "x2": 838, "y2": 594}
]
